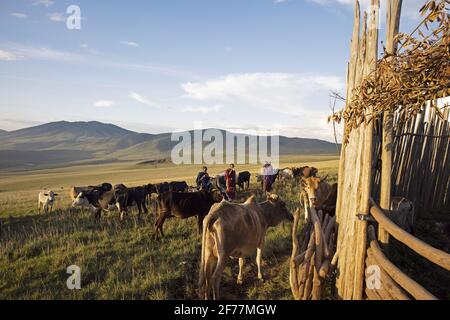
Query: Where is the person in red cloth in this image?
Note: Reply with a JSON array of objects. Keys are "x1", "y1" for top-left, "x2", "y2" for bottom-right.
[{"x1": 224, "y1": 163, "x2": 237, "y2": 201}]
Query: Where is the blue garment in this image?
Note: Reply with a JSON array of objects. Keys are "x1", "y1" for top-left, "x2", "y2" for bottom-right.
[{"x1": 196, "y1": 172, "x2": 210, "y2": 190}]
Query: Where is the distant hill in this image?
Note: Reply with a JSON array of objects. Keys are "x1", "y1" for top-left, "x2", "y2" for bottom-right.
[
  {"x1": 0, "y1": 121, "x2": 339, "y2": 170},
  {"x1": 0, "y1": 129, "x2": 7, "y2": 135}
]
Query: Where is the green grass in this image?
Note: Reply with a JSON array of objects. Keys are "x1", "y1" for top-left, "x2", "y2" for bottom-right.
[{"x1": 0, "y1": 156, "x2": 339, "y2": 300}]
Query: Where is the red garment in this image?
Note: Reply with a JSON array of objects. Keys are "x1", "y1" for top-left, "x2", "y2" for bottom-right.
[{"x1": 225, "y1": 169, "x2": 236, "y2": 200}]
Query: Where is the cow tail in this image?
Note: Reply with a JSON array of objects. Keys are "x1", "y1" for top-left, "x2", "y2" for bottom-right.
[
  {"x1": 198, "y1": 214, "x2": 209, "y2": 297},
  {"x1": 198, "y1": 211, "x2": 219, "y2": 298}
]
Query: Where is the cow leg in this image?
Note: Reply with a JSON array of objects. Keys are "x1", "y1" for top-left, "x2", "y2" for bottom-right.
[
  {"x1": 155, "y1": 214, "x2": 167, "y2": 238},
  {"x1": 94, "y1": 208, "x2": 102, "y2": 221},
  {"x1": 38, "y1": 202, "x2": 41, "y2": 214},
  {"x1": 237, "y1": 258, "x2": 244, "y2": 285},
  {"x1": 142, "y1": 201, "x2": 148, "y2": 214},
  {"x1": 197, "y1": 214, "x2": 205, "y2": 235},
  {"x1": 256, "y1": 248, "x2": 264, "y2": 281},
  {"x1": 204, "y1": 249, "x2": 217, "y2": 300},
  {"x1": 136, "y1": 202, "x2": 142, "y2": 216},
  {"x1": 211, "y1": 234, "x2": 227, "y2": 300}
]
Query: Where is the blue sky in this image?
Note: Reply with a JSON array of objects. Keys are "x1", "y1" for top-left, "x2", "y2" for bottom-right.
[{"x1": 0, "y1": 0, "x2": 426, "y2": 141}]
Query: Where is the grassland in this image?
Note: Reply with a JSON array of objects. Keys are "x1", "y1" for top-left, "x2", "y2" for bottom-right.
[{"x1": 0, "y1": 155, "x2": 339, "y2": 300}]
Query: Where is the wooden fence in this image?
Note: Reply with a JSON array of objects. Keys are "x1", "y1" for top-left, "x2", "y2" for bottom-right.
[
  {"x1": 364, "y1": 200, "x2": 450, "y2": 300},
  {"x1": 391, "y1": 104, "x2": 450, "y2": 212}
]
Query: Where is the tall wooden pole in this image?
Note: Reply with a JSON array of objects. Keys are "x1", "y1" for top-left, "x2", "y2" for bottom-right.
[
  {"x1": 335, "y1": 0, "x2": 360, "y2": 299},
  {"x1": 379, "y1": 0, "x2": 403, "y2": 244},
  {"x1": 353, "y1": 0, "x2": 379, "y2": 300}
]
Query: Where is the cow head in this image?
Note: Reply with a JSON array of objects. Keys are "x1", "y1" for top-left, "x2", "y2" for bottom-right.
[
  {"x1": 44, "y1": 190, "x2": 58, "y2": 202},
  {"x1": 266, "y1": 193, "x2": 294, "y2": 224},
  {"x1": 72, "y1": 192, "x2": 90, "y2": 207},
  {"x1": 144, "y1": 183, "x2": 157, "y2": 195},
  {"x1": 113, "y1": 187, "x2": 128, "y2": 213},
  {"x1": 210, "y1": 188, "x2": 224, "y2": 202},
  {"x1": 301, "y1": 177, "x2": 322, "y2": 207}
]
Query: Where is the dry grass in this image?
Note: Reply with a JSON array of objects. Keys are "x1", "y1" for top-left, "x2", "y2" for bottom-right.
[{"x1": 0, "y1": 156, "x2": 339, "y2": 300}]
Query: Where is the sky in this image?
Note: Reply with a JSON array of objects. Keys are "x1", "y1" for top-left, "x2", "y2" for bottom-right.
[{"x1": 0, "y1": 0, "x2": 428, "y2": 141}]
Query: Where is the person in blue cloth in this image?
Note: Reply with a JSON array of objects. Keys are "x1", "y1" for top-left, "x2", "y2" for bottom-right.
[{"x1": 196, "y1": 166, "x2": 211, "y2": 191}]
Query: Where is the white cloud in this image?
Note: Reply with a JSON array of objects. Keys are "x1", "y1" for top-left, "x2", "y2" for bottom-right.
[
  {"x1": 33, "y1": 0, "x2": 54, "y2": 7},
  {"x1": 0, "y1": 49, "x2": 18, "y2": 61},
  {"x1": 274, "y1": 0, "x2": 288, "y2": 4},
  {"x1": 5, "y1": 44, "x2": 82, "y2": 62},
  {"x1": 129, "y1": 92, "x2": 160, "y2": 107},
  {"x1": 181, "y1": 105, "x2": 223, "y2": 113},
  {"x1": 10, "y1": 13, "x2": 28, "y2": 19},
  {"x1": 94, "y1": 100, "x2": 115, "y2": 108},
  {"x1": 80, "y1": 44, "x2": 88, "y2": 48},
  {"x1": 120, "y1": 41, "x2": 140, "y2": 48},
  {"x1": 47, "y1": 12, "x2": 64, "y2": 22},
  {"x1": 225, "y1": 46, "x2": 233, "y2": 52},
  {"x1": 181, "y1": 73, "x2": 343, "y2": 116}
]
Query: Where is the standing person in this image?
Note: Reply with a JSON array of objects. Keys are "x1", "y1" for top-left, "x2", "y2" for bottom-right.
[
  {"x1": 262, "y1": 161, "x2": 275, "y2": 192},
  {"x1": 196, "y1": 166, "x2": 211, "y2": 191},
  {"x1": 224, "y1": 163, "x2": 237, "y2": 201}
]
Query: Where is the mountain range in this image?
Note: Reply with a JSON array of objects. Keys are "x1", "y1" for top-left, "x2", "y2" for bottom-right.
[{"x1": 0, "y1": 121, "x2": 339, "y2": 170}]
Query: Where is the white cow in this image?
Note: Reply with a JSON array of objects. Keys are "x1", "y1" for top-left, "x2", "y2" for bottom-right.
[
  {"x1": 199, "y1": 194, "x2": 293, "y2": 300},
  {"x1": 38, "y1": 190, "x2": 58, "y2": 213},
  {"x1": 279, "y1": 168, "x2": 294, "y2": 181}
]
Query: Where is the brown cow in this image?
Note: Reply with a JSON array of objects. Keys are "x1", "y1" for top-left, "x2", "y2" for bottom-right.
[
  {"x1": 300, "y1": 176, "x2": 331, "y2": 220},
  {"x1": 199, "y1": 194, "x2": 293, "y2": 300}
]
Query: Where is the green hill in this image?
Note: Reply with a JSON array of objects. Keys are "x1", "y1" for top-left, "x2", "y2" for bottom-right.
[{"x1": 0, "y1": 121, "x2": 339, "y2": 170}]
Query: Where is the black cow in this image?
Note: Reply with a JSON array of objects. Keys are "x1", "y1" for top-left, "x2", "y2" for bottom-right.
[
  {"x1": 169, "y1": 181, "x2": 189, "y2": 192},
  {"x1": 155, "y1": 182, "x2": 170, "y2": 194},
  {"x1": 88, "y1": 182, "x2": 112, "y2": 192},
  {"x1": 213, "y1": 175, "x2": 229, "y2": 200},
  {"x1": 155, "y1": 189, "x2": 223, "y2": 237},
  {"x1": 112, "y1": 184, "x2": 158, "y2": 217},
  {"x1": 237, "y1": 171, "x2": 251, "y2": 190}
]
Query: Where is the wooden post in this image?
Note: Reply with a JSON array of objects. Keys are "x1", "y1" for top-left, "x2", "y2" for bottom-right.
[
  {"x1": 335, "y1": 0, "x2": 360, "y2": 299},
  {"x1": 379, "y1": 0, "x2": 403, "y2": 244},
  {"x1": 353, "y1": 0, "x2": 379, "y2": 300}
]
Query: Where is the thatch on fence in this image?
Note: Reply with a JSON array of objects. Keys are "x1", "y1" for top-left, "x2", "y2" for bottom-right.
[{"x1": 329, "y1": 0, "x2": 450, "y2": 143}]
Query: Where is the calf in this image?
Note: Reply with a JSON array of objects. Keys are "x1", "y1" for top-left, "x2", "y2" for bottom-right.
[
  {"x1": 199, "y1": 193, "x2": 293, "y2": 300},
  {"x1": 237, "y1": 171, "x2": 251, "y2": 190},
  {"x1": 389, "y1": 197, "x2": 415, "y2": 235},
  {"x1": 38, "y1": 190, "x2": 58, "y2": 213},
  {"x1": 300, "y1": 176, "x2": 331, "y2": 221},
  {"x1": 122, "y1": 184, "x2": 157, "y2": 216},
  {"x1": 155, "y1": 189, "x2": 223, "y2": 237}
]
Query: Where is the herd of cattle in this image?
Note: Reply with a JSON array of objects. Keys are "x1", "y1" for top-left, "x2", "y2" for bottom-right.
[{"x1": 35, "y1": 165, "x2": 416, "y2": 299}]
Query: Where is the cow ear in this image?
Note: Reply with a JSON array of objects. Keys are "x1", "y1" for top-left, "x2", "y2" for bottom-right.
[
  {"x1": 44, "y1": 193, "x2": 49, "y2": 196},
  {"x1": 54, "y1": 193, "x2": 58, "y2": 196}
]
